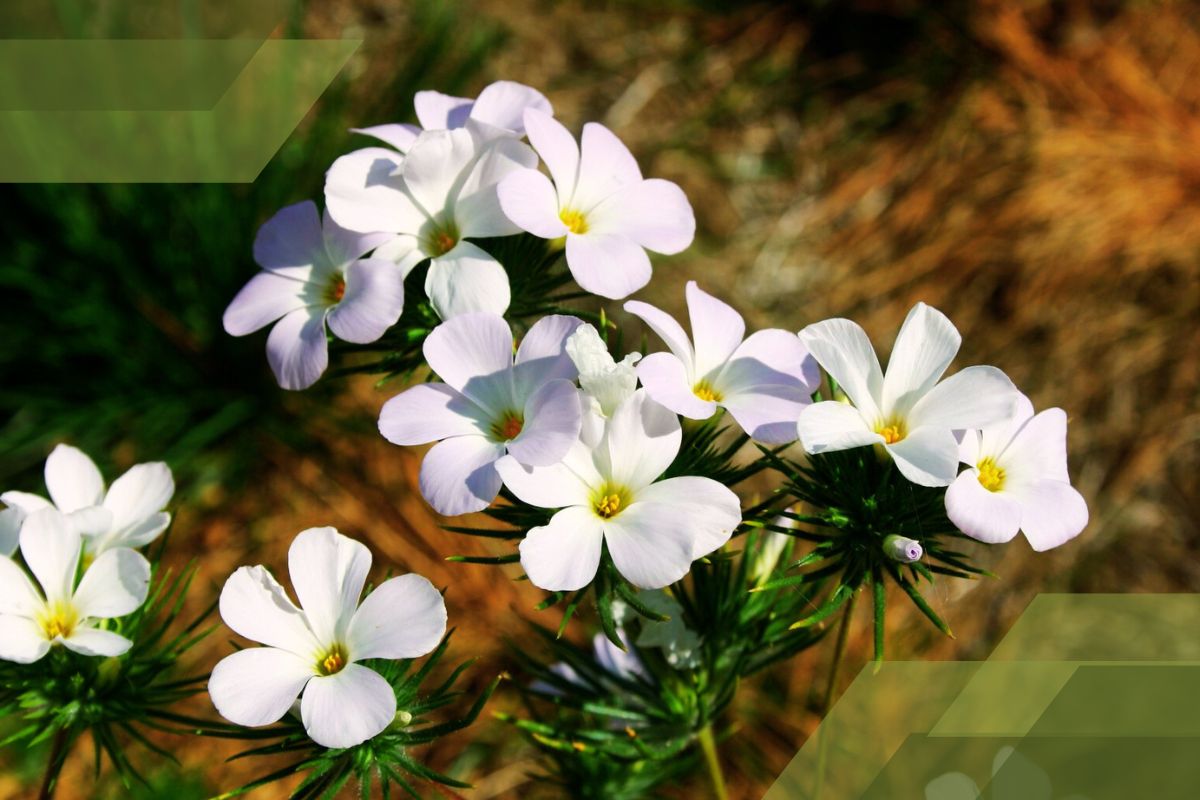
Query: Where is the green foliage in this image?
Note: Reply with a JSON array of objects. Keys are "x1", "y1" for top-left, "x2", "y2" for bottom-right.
[{"x1": 198, "y1": 633, "x2": 497, "y2": 800}]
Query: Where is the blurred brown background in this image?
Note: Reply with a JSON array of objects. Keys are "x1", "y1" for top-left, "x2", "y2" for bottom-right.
[{"x1": 8, "y1": 0, "x2": 1198, "y2": 797}]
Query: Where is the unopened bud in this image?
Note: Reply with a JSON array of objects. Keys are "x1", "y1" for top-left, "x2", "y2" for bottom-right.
[{"x1": 883, "y1": 535, "x2": 923, "y2": 563}]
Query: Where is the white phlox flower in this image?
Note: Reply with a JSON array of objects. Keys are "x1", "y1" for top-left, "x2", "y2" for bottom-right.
[
  {"x1": 0, "y1": 508, "x2": 150, "y2": 663},
  {"x1": 208, "y1": 527, "x2": 447, "y2": 750}
]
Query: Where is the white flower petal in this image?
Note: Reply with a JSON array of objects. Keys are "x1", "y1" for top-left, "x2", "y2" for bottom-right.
[
  {"x1": 253, "y1": 200, "x2": 324, "y2": 273},
  {"x1": 945, "y1": 471, "x2": 1022, "y2": 544},
  {"x1": 0, "y1": 555, "x2": 42, "y2": 615},
  {"x1": 798, "y1": 319, "x2": 884, "y2": 421},
  {"x1": 455, "y1": 138, "x2": 539, "y2": 239},
  {"x1": 513, "y1": 313, "x2": 583, "y2": 392},
  {"x1": 103, "y1": 461, "x2": 173, "y2": 533},
  {"x1": 470, "y1": 81, "x2": 552, "y2": 135},
  {"x1": 209, "y1": 647, "x2": 315, "y2": 727},
  {"x1": 378, "y1": 382, "x2": 485, "y2": 446},
  {"x1": 685, "y1": 281, "x2": 744, "y2": 378},
  {"x1": 422, "y1": 311, "x2": 514, "y2": 394},
  {"x1": 266, "y1": 308, "x2": 329, "y2": 391},
  {"x1": 507, "y1": 379, "x2": 583, "y2": 467},
  {"x1": 219, "y1": 565, "x2": 321, "y2": 656},
  {"x1": 0, "y1": 491, "x2": 52, "y2": 514},
  {"x1": 401, "y1": 128, "x2": 478, "y2": 218},
  {"x1": 61, "y1": 626, "x2": 132, "y2": 657},
  {"x1": 321, "y1": 209, "x2": 395, "y2": 267},
  {"x1": 44, "y1": 444, "x2": 105, "y2": 514},
  {"x1": 222, "y1": 270, "x2": 310, "y2": 337},
  {"x1": 1009, "y1": 479, "x2": 1088, "y2": 552},
  {"x1": 978, "y1": 392, "x2": 1035, "y2": 459},
  {"x1": 881, "y1": 303, "x2": 961, "y2": 417},
  {"x1": 414, "y1": 89, "x2": 473, "y2": 130},
  {"x1": 425, "y1": 241, "x2": 512, "y2": 319},
  {"x1": 565, "y1": 232, "x2": 651, "y2": 300},
  {"x1": 72, "y1": 547, "x2": 149, "y2": 619},
  {"x1": 288, "y1": 527, "x2": 371, "y2": 646},
  {"x1": 603, "y1": 503, "x2": 699, "y2": 589},
  {"x1": 94, "y1": 511, "x2": 170, "y2": 553},
  {"x1": 326, "y1": 259, "x2": 405, "y2": 344},
  {"x1": 350, "y1": 123, "x2": 420, "y2": 153},
  {"x1": 0, "y1": 616, "x2": 51, "y2": 663},
  {"x1": 635, "y1": 352, "x2": 717, "y2": 419},
  {"x1": 418, "y1": 435, "x2": 505, "y2": 516},
  {"x1": 495, "y1": 445, "x2": 599, "y2": 510},
  {"x1": 497, "y1": 169, "x2": 569, "y2": 239},
  {"x1": 727, "y1": 328, "x2": 820, "y2": 395},
  {"x1": 908, "y1": 366, "x2": 1019, "y2": 432},
  {"x1": 573, "y1": 122, "x2": 642, "y2": 210},
  {"x1": 567, "y1": 326, "x2": 640, "y2": 417},
  {"x1": 19, "y1": 509, "x2": 80, "y2": 605},
  {"x1": 997, "y1": 408, "x2": 1071, "y2": 484},
  {"x1": 301, "y1": 663, "x2": 396, "y2": 749},
  {"x1": 623, "y1": 299, "x2": 695, "y2": 372},
  {"x1": 634, "y1": 476, "x2": 741, "y2": 558},
  {"x1": 324, "y1": 147, "x2": 424, "y2": 235},
  {"x1": 0, "y1": 507, "x2": 23, "y2": 557},
  {"x1": 347, "y1": 574, "x2": 446, "y2": 660},
  {"x1": 720, "y1": 385, "x2": 807, "y2": 444},
  {"x1": 371, "y1": 234, "x2": 427, "y2": 279},
  {"x1": 797, "y1": 401, "x2": 881, "y2": 454},
  {"x1": 600, "y1": 391, "x2": 682, "y2": 492},
  {"x1": 886, "y1": 427, "x2": 961, "y2": 487},
  {"x1": 523, "y1": 109, "x2": 579, "y2": 204},
  {"x1": 589, "y1": 178, "x2": 694, "y2": 255},
  {"x1": 519, "y1": 506, "x2": 605, "y2": 591}
]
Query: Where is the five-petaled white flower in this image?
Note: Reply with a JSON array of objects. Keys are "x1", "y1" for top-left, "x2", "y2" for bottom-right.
[
  {"x1": 0, "y1": 508, "x2": 150, "y2": 663},
  {"x1": 626, "y1": 281, "x2": 820, "y2": 444},
  {"x1": 208, "y1": 527, "x2": 447, "y2": 750},
  {"x1": 1, "y1": 444, "x2": 174, "y2": 559},
  {"x1": 498, "y1": 108, "x2": 695, "y2": 300},
  {"x1": 495, "y1": 389, "x2": 741, "y2": 591},
  {"x1": 351, "y1": 80, "x2": 551, "y2": 154},
  {"x1": 797, "y1": 302, "x2": 1020, "y2": 487},
  {"x1": 946, "y1": 394, "x2": 1088, "y2": 551},
  {"x1": 223, "y1": 200, "x2": 404, "y2": 391},
  {"x1": 378, "y1": 313, "x2": 584, "y2": 516},
  {"x1": 325, "y1": 127, "x2": 537, "y2": 320}
]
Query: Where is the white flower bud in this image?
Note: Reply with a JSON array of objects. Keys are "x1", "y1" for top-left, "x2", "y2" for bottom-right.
[
  {"x1": 566, "y1": 324, "x2": 640, "y2": 417},
  {"x1": 883, "y1": 534, "x2": 923, "y2": 563}
]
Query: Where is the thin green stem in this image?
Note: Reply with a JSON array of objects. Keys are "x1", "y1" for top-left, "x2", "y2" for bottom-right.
[
  {"x1": 697, "y1": 724, "x2": 729, "y2": 800},
  {"x1": 38, "y1": 728, "x2": 72, "y2": 800}
]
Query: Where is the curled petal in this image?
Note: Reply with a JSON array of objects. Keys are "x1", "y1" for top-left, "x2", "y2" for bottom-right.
[
  {"x1": 507, "y1": 379, "x2": 583, "y2": 467},
  {"x1": 470, "y1": 81, "x2": 552, "y2": 135},
  {"x1": 635, "y1": 352, "x2": 716, "y2": 420}
]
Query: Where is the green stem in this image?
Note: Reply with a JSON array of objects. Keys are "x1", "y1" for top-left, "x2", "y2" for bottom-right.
[
  {"x1": 814, "y1": 588, "x2": 858, "y2": 800},
  {"x1": 38, "y1": 728, "x2": 72, "y2": 800},
  {"x1": 697, "y1": 724, "x2": 729, "y2": 800}
]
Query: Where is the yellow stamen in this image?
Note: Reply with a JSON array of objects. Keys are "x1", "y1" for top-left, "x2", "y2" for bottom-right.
[
  {"x1": 426, "y1": 220, "x2": 461, "y2": 256},
  {"x1": 318, "y1": 644, "x2": 348, "y2": 676},
  {"x1": 875, "y1": 419, "x2": 907, "y2": 444},
  {"x1": 491, "y1": 411, "x2": 525, "y2": 442},
  {"x1": 693, "y1": 381, "x2": 721, "y2": 402},
  {"x1": 39, "y1": 603, "x2": 78, "y2": 641},
  {"x1": 596, "y1": 494, "x2": 622, "y2": 518},
  {"x1": 325, "y1": 274, "x2": 346, "y2": 305},
  {"x1": 560, "y1": 208, "x2": 589, "y2": 234},
  {"x1": 977, "y1": 457, "x2": 1006, "y2": 492}
]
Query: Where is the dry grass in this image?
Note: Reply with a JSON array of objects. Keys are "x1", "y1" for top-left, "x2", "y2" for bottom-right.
[{"x1": 42, "y1": 1, "x2": 1200, "y2": 797}]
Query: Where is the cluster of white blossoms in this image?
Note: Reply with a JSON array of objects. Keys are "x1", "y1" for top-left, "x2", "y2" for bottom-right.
[
  {"x1": 225, "y1": 80, "x2": 695, "y2": 390},
  {"x1": 0, "y1": 444, "x2": 170, "y2": 664}
]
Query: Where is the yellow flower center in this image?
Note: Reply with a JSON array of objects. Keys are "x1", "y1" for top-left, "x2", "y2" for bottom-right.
[
  {"x1": 596, "y1": 493, "x2": 622, "y2": 518},
  {"x1": 318, "y1": 644, "x2": 348, "y2": 676},
  {"x1": 491, "y1": 411, "x2": 525, "y2": 442},
  {"x1": 39, "y1": 602, "x2": 78, "y2": 641},
  {"x1": 324, "y1": 273, "x2": 346, "y2": 305},
  {"x1": 693, "y1": 380, "x2": 721, "y2": 402},
  {"x1": 560, "y1": 208, "x2": 589, "y2": 235},
  {"x1": 426, "y1": 220, "x2": 461, "y2": 256},
  {"x1": 977, "y1": 457, "x2": 1006, "y2": 492},
  {"x1": 875, "y1": 419, "x2": 907, "y2": 444}
]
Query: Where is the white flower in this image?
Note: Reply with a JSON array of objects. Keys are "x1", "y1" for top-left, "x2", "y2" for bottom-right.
[
  {"x1": 498, "y1": 108, "x2": 695, "y2": 300},
  {"x1": 946, "y1": 394, "x2": 1088, "y2": 551},
  {"x1": 495, "y1": 390, "x2": 741, "y2": 591},
  {"x1": 325, "y1": 127, "x2": 537, "y2": 319},
  {"x1": 748, "y1": 516, "x2": 796, "y2": 586},
  {"x1": 350, "y1": 80, "x2": 552, "y2": 154},
  {"x1": 530, "y1": 631, "x2": 646, "y2": 696},
  {"x1": 1, "y1": 444, "x2": 174, "y2": 559},
  {"x1": 378, "y1": 313, "x2": 584, "y2": 516},
  {"x1": 223, "y1": 200, "x2": 404, "y2": 390},
  {"x1": 797, "y1": 302, "x2": 1020, "y2": 487},
  {"x1": 0, "y1": 507, "x2": 21, "y2": 557},
  {"x1": 0, "y1": 508, "x2": 150, "y2": 663},
  {"x1": 632, "y1": 591, "x2": 702, "y2": 669},
  {"x1": 626, "y1": 281, "x2": 820, "y2": 444},
  {"x1": 208, "y1": 527, "x2": 447, "y2": 750},
  {"x1": 565, "y1": 323, "x2": 641, "y2": 418}
]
